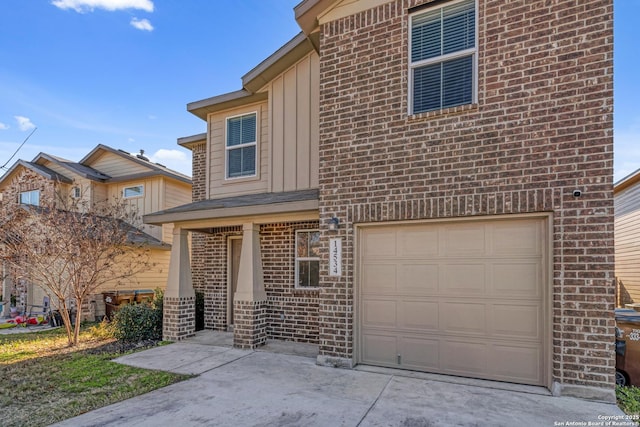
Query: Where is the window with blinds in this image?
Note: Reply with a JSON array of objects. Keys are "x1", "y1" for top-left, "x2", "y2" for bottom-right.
[
  {"x1": 410, "y1": 0, "x2": 476, "y2": 114},
  {"x1": 226, "y1": 112, "x2": 257, "y2": 178}
]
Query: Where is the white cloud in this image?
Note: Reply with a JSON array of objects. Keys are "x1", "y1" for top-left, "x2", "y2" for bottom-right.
[
  {"x1": 0, "y1": 122, "x2": 8, "y2": 130},
  {"x1": 130, "y1": 17, "x2": 153, "y2": 31},
  {"x1": 51, "y1": 0, "x2": 154, "y2": 13},
  {"x1": 147, "y1": 114, "x2": 157, "y2": 120},
  {"x1": 14, "y1": 116, "x2": 35, "y2": 131},
  {"x1": 128, "y1": 137, "x2": 135, "y2": 142},
  {"x1": 149, "y1": 149, "x2": 191, "y2": 176}
]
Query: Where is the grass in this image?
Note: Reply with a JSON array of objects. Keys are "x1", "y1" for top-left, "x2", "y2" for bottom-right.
[
  {"x1": 0, "y1": 325, "x2": 190, "y2": 427},
  {"x1": 617, "y1": 385, "x2": 640, "y2": 417}
]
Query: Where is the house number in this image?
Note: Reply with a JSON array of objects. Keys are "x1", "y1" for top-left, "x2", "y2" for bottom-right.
[{"x1": 329, "y1": 238, "x2": 342, "y2": 277}]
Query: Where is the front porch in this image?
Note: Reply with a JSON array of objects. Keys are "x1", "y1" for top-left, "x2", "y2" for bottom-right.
[{"x1": 144, "y1": 189, "x2": 320, "y2": 349}]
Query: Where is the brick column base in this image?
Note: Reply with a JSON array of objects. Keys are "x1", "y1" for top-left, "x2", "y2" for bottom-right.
[
  {"x1": 233, "y1": 300, "x2": 267, "y2": 349},
  {"x1": 163, "y1": 296, "x2": 196, "y2": 341}
]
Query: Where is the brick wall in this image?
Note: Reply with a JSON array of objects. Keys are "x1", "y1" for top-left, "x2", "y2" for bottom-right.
[
  {"x1": 0, "y1": 168, "x2": 58, "y2": 208},
  {"x1": 191, "y1": 142, "x2": 206, "y2": 202},
  {"x1": 193, "y1": 221, "x2": 320, "y2": 343},
  {"x1": 317, "y1": 0, "x2": 614, "y2": 390}
]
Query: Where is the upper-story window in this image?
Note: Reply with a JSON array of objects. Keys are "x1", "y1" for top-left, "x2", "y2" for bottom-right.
[
  {"x1": 409, "y1": 0, "x2": 476, "y2": 114},
  {"x1": 226, "y1": 112, "x2": 257, "y2": 179},
  {"x1": 123, "y1": 185, "x2": 144, "y2": 198},
  {"x1": 19, "y1": 190, "x2": 40, "y2": 206}
]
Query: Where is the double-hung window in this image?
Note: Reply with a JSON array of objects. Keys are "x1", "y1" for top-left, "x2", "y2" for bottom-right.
[
  {"x1": 226, "y1": 113, "x2": 257, "y2": 179},
  {"x1": 19, "y1": 190, "x2": 40, "y2": 206},
  {"x1": 410, "y1": 0, "x2": 476, "y2": 114},
  {"x1": 295, "y1": 230, "x2": 320, "y2": 288}
]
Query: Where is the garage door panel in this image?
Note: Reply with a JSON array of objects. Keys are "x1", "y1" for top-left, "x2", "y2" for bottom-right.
[
  {"x1": 362, "y1": 263, "x2": 396, "y2": 294},
  {"x1": 441, "y1": 302, "x2": 487, "y2": 335},
  {"x1": 398, "y1": 263, "x2": 438, "y2": 294},
  {"x1": 358, "y1": 218, "x2": 546, "y2": 386},
  {"x1": 492, "y1": 262, "x2": 540, "y2": 297},
  {"x1": 491, "y1": 221, "x2": 541, "y2": 256},
  {"x1": 362, "y1": 334, "x2": 398, "y2": 365},
  {"x1": 441, "y1": 263, "x2": 487, "y2": 295},
  {"x1": 400, "y1": 300, "x2": 439, "y2": 330},
  {"x1": 441, "y1": 340, "x2": 488, "y2": 375},
  {"x1": 362, "y1": 299, "x2": 397, "y2": 328},
  {"x1": 362, "y1": 230, "x2": 397, "y2": 257},
  {"x1": 400, "y1": 337, "x2": 440, "y2": 371},
  {"x1": 491, "y1": 304, "x2": 541, "y2": 339},
  {"x1": 399, "y1": 228, "x2": 439, "y2": 257},
  {"x1": 443, "y1": 225, "x2": 486, "y2": 256},
  {"x1": 490, "y1": 344, "x2": 542, "y2": 384}
]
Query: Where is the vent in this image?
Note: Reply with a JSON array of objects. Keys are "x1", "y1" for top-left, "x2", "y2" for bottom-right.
[{"x1": 136, "y1": 149, "x2": 149, "y2": 161}]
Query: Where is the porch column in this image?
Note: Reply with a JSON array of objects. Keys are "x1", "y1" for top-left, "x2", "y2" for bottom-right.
[
  {"x1": 163, "y1": 227, "x2": 196, "y2": 341},
  {"x1": 233, "y1": 222, "x2": 267, "y2": 349}
]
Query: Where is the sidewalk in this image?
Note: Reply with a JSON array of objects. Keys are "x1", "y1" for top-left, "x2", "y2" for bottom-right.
[{"x1": 50, "y1": 331, "x2": 628, "y2": 427}]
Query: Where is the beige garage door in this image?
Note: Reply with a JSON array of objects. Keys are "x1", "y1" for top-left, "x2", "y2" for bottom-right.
[{"x1": 358, "y1": 217, "x2": 547, "y2": 385}]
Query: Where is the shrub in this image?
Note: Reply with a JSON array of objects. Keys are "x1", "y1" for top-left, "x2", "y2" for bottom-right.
[
  {"x1": 88, "y1": 318, "x2": 115, "y2": 340},
  {"x1": 111, "y1": 289, "x2": 163, "y2": 342}
]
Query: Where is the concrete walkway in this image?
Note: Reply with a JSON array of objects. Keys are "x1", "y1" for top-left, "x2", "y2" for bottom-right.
[{"x1": 51, "y1": 332, "x2": 628, "y2": 427}]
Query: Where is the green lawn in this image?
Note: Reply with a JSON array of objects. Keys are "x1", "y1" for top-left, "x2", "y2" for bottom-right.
[{"x1": 0, "y1": 326, "x2": 190, "y2": 427}]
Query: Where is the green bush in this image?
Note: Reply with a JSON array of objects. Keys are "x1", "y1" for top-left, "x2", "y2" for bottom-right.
[
  {"x1": 111, "y1": 289, "x2": 163, "y2": 342},
  {"x1": 617, "y1": 385, "x2": 640, "y2": 416}
]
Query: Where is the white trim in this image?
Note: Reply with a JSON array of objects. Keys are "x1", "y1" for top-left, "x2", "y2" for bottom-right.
[
  {"x1": 19, "y1": 189, "x2": 40, "y2": 206},
  {"x1": 408, "y1": 0, "x2": 478, "y2": 115},
  {"x1": 294, "y1": 229, "x2": 320, "y2": 289},
  {"x1": 122, "y1": 184, "x2": 144, "y2": 199},
  {"x1": 224, "y1": 111, "x2": 259, "y2": 180}
]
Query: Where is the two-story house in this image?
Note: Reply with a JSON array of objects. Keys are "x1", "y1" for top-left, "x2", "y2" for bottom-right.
[
  {"x1": 145, "y1": 0, "x2": 614, "y2": 401},
  {"x1": 0, "y1": 144, "x2": 192, "y2": 319}
]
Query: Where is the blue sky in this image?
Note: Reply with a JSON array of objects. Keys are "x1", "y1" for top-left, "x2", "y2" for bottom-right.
[{"x1": 0, "y1": 0, "x2": 635, "y2": 181}]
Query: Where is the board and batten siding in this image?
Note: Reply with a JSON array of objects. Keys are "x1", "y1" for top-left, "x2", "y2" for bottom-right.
[
  {"x1": 207, "y1": 102, "x2": 270, "y2": 198},
  {"x1": 107, "y1": 177, "x2": 165, "y2": 241},
  {"x1": 268, "y1": 50, "x2": 320, "y2": 192},
  {"x1": 616, "y1": 183, "x2": 640, "y2": 302},
  {"x1": 161, "y1": 179, "x2": 192, "y2": 244}
]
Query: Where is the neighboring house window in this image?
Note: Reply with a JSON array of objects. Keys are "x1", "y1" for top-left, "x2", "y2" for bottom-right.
[
  {"x1": 226, "y1": 113, "x2": 257, "y2": 179},
  {"x1": 123, "y1": 185, "x2": 144, "y2": 198},
  {"x1": 295, "y1": 230, "x2": 320, "y2": 288},
  {"x1": 72, "y1": 187, "x2": 81, "y2": 198},
  {"x1": 19, "y1": 190, "x2": 40, "y2": 206},
  {"x1": 410, "y1": 0, "x2": 476, "y2": 114}
]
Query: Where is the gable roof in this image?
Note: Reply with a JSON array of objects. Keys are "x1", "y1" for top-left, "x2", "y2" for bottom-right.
[
  {"x1": 0, "y1": 159, "x2": 73, "y2": 188},
  {"x1": 187, "y1": 32, "x2": 313, "y2": 120},
  {"x1": 615, "y1": 168, "x2": 640, "y2": 194},
  {"x1": 33, "y1": 152, "x2": 111, "y2": 182},
  {"x1": 80, "y1": 144, "x2": 192, "y2": 184}
]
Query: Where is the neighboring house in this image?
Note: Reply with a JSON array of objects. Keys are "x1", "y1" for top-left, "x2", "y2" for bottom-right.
[
  {"x1": 145, "y1": 0, "x2": 614, "y2": 400},
  {"x1": 0, "y1": 144, "x2": 191, "y2": 319},
  {"x1": 615, "y1": 168, "x2": 640, "y2": 307}
]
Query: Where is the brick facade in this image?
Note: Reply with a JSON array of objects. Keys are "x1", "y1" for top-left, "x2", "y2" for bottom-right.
[
  {"x1": 316, "y1": 0, "x2": 614, "y2": 391},
  {"x1": 163, "y1": 295, "x2": 196, "y2": 341},
  {"x1": 193, "y1": 221, "x2": 320, "y2": 343}
]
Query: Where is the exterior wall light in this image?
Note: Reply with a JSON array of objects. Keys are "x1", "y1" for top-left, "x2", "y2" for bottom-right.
[{"x1": 328, "y1": 216, "x2": 339, "y2": 231}]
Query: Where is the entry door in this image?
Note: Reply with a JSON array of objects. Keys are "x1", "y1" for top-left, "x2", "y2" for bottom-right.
[{"x1": 228, "y1": 237, "x2": 242, "y2": 326}]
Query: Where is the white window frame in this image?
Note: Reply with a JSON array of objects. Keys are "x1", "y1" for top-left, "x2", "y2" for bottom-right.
[
  {"x1": 225, "y1": 111, "x2": 258, "y2": 180},
  {"x1": 72, "y1": 186, "x2": 81, "y2": 198},
  {"x1": 123, "y1": 184, "x2": 144, "y2": 199},
  {"x1": 295, "y1": 229, "x2": 320, "y2": 289},
  {"x1": 408, "y1": 0, "x2": 478, "y2": 115},
  {"x1": 19, "y1": 189, "x2": 40, "y2": 206}
]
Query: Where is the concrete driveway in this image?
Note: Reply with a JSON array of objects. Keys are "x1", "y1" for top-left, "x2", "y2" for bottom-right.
[{"x1": 51, "y1": 333, "x2": 628, "y2": 427}]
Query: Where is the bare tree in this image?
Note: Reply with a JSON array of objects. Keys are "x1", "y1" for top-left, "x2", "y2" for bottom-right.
[{"x1": 0, "y1": 193, "x2": 152, "y2": 346}]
